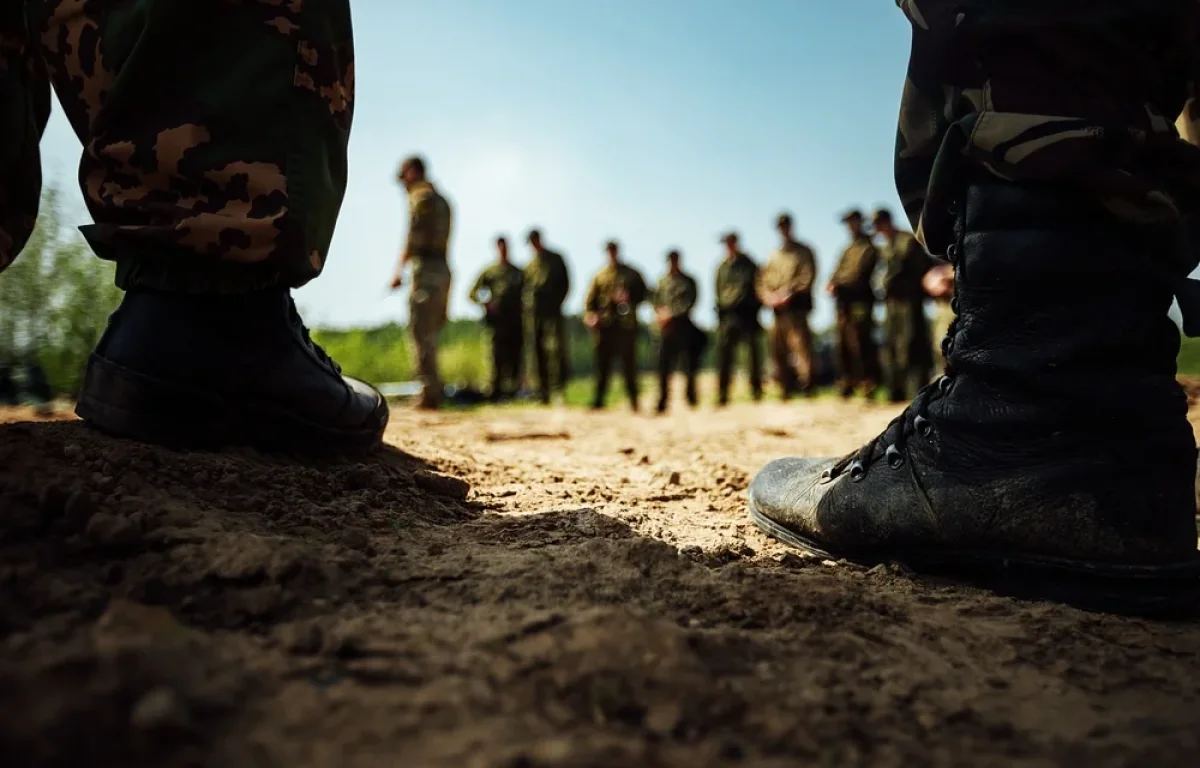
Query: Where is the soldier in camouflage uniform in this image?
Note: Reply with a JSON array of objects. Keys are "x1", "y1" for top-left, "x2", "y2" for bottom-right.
[
  {"x1": 584, "y1": 240, "x2": 648, "y2": 411},
  {"x1": 469, "y1": 236, "x2": 524, "y2": 401},
  {"x1": 0, "y1": 0, "x2": 387, "y2": 453},
  {"x1": 391, "y1": 156, "x2": 453, "y2": 410},
  {"x1": 922, "y1": 261, "x2": 955, "y2": 373},
  {"x1": 872, "y1": 208, "x2": 934, "y2": 402},
  {"x1": 523, "y1": 229, "x2": 571, "y2": 404},
  {"x1": 757, "y1": 212, "x2": 818, "y2": 399},
  {"x1": 714, "y1": 232, "x2": 763, "y2": 406},
  {"x1": 653, "y1": 249, "x2": 703, "y2": 413},
  {"x1": 826, "y1": 210, "x2": 881, "y2": 399},
  {"x1": 749, "y1": 1, "x2": 1200, "y2": 613}
]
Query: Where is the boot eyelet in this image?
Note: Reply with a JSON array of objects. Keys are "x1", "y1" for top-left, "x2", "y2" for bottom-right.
[
  {"x1": 914, "y1": 415, "x2": 932, "y2": 437},
  {"x1": 848, "y1": 460, "x2": 866, "y2": 482},
  {"x1": 941, "y1": 337, "x2": 952, "y2": 357},
  {"x1": 950, "y1": 297, "x2": 959, "y2": 313},
  {"x1": 819, "y1": 468, "x2": 833, "y2": 483},
  {"x1": 938, "y1": 376, "x2": 954, "y2": 395},
  {"x1": 947, "y1": 200, "x2": 959, "y2": 216},
  {"x1": 885, "y1": 445, "x2": 904, "y2": 469},
  {"x1": 945, "y1": 243, "x2": 959, "y2": 263}
]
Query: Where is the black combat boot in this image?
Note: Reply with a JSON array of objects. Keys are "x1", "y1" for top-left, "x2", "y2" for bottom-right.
[
  {"x1": 748, "y1": 181, "x2": 1200, "y2": 616},
  {"x1": 76, "y1": 288, "x2": 388, "y2": 454}
]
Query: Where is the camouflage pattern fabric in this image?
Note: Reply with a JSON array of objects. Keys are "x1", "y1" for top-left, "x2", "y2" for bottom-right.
[
  {"x1": 1, "y1": 0, "x2": 355, "y2": 293},
  {"x1": 882, "y1": 300, "x2": 933, "y2": 402},
  {"x1": 769, "y1": 310, "x2": 815, "y2": 395},
  {"x1": 829, "y1": 236, "x2": 878, "y2": 305},
  {"x1": 469, "y1": 262, "x2": 524, "y2": 323},
  {"x1": 896, "y1": 0, "x2": 1200, "y2": 274},
  {"x1": 834, "y1": 303, "x2": 880, "y2": 397},
  {"x1": 404, "y1": 180, "x2": 452, "y2": 276},
  {"x1": 409, "y1": 262, "x2": 450, "y2": 404},
  {"x1": 653, "y1": 271, "x2": 698, "y2": 320},
  {"x1": 756, "y1": 239, "x2": 817, "y2": 313},
  {"x1": 879, "y1": 230, "x2": 934, "y2": 302},
  {"x1": 585, "y1": 263, "x2": 648, "y2": 331},
  {"x1": 524, "y1": 248, "x2": 570, "y2": 318},
  {"x1": 715, "y1": 253, "x2": 760, "y2": 327}
]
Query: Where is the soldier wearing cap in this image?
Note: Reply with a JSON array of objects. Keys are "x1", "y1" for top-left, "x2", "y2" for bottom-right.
[
  {"x1": 523, "y1": 228, "x2": 571, "y2": 404},
  {"x1": 757, "y1": 212, "x2": 818, "y2": 399},
  {"x1": 391, "y1": 155, "x2": 453, "y2": 410},
  {"x1": 825, "y1": 209, "x2": 880, "y2": 399},
  {"x1": 872, "y1": 207, "x2": 936, "y2": 402},
  {"x1": 469, "y1": 235, "x2": 526, "y2": 401},
  {"x1": 652, "y1": 249, "x2": 704, "y2": 413},
  {"x1": 584, "y1": 240, "x2": 648, "y2": 411},
  {"x1": 714, "y1": 231, "x2": 763, "y2": 406}
]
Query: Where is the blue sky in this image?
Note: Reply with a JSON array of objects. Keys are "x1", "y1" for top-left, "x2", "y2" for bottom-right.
[{"x1": 38, "y1": 0, "x2": 912, "y2": 330}]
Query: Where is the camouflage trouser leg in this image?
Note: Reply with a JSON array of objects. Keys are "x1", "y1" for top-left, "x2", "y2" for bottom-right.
[
  {"x1": 772, "y1": 309, "x2": 814, "y2": 394},
  {"x1": 409, "y1": 268, "x2": 450, "y2": 403},
  {"x1": 1, "y1": 1, "x2": 354, "y2": 291}
]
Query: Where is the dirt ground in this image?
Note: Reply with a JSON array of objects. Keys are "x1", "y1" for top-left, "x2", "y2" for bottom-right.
[{"x1": 3, "y1": 385, "x2": 1200, "y2": 767}]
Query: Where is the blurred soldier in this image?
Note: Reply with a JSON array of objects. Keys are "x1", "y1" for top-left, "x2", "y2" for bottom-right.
[
  {"x1": 469, "y1": 236, "x2": 525, "y2": 401},
  {"x1": 922, "y1": 260, "x2": 955, "y2": 373},
  {"x1": 0, "y1": 1, "x2": 389, "y2": 453},
  {"x1": 873, "y1": 208, "x2": 935, "y2": 402},
  {"x1": 390, "y1": 155, "x2": 453, "y2": 411},
  {"x1": 714, "y1": 232, "x2": 763, "y2": 406},
  {"x1": 825, "y1": 210, "x2": 880, "y2": 399},
  {"x1": 584, "y1": 240, "x2": 648, "y2": 411},
  {"x1": 652, "y1": 249, "x2": 703, "y2": 413},
  {"x1": 757, "y1": 212, "x2": 818, "y2": 399},
  {"x1": 523, "y1": 229, "x2": 571, "y2": 404}
]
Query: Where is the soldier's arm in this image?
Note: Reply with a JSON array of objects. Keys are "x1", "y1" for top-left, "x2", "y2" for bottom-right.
[
  {"x1": 682, "y1": 277, "x2": 698, "y2": 314},
  {"x1": 585, "y1": 276, "x2": 601, "y2": 312},
  {"x1": 795, "y1": 248, "x2": 817, "y2": 294},
  {"x1": 0, "y1": 9, "x2": 49, "y2": 273},
  {"x1": 632, "y1": 271, "x2": 648, "y2": 306},
  {"x1": 468, "y1": 270, "x2": 488, "y2": 304}
]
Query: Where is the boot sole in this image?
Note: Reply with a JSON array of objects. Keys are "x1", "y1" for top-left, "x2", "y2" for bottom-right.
[
  {"x1": 75, "y1": 354, "x2": 386, "y2": 456},
  {"x1": 749, "y1": 500, "x2": 1200, "y2": 618}
]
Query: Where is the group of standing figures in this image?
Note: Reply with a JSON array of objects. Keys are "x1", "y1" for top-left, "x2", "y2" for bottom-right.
[{"x1": 390, "y1": 156, "x2": 955, "y2": 412}]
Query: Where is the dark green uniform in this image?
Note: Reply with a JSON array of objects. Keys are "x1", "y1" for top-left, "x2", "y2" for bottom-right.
[
  {"x1": 0, "y1": 1, "x2": 354, "y2": 292},
  {"x1": 715, "y1": 253, "x2": 763, "y2": 405},
  {"x1": 829, "y1": 236, "x2": 880, "y2": 397},
  {"x1": 470, "y1": 261, "x2": 525, "y2": 399},
  {"x1": 584, "y1": 263, "x2": 648, "y2": 409},
  {"x1": 523, "y1": 248, "x2": 570, "y2": 403},
  {"x1": 653, "y1": 270, "x2": 703, "y2": 412},
  {"x1": 879, "y1": 230, "x2": 934, "y2": 402}
]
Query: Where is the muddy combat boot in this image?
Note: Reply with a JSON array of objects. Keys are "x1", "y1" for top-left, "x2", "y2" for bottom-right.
[
  {"x1": 76, "y1": 288, "x2": 389, "y2": 454},
  {"x1": 748, "y1": 181, "x2": 1200, "y2": 616}
]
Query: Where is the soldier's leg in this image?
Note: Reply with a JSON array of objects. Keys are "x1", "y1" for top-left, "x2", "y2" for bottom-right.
[
  {"x1": 510, "y1": 320, "x2": 525, "y2": 395},
  {"x1": 833, "y1": 310, "x2": 854, "y2": 398},
  {"x1": 748, "y1": 327, "x2": 764, "y2": 401},
  {"x1": 620, "y1": 327, "x2": 639, "y2": 411},
  {"x1": 553, "y1": 315, "x2": 570, "y2": 394},
  {"x1": 656, "y1": 335, "x2": 673, "y2": 413},
  {"x1": 18, "y1": 0, "x2": 386, "y2": 452},
  {"x1": 884, "y1": 304, "x2": 908, "y2": 402},
  {"x1": 683, "y1": 325, "x2": 700, "y2": 407},
  {"x1": 489, "y1": 328, "x2": 505, "y2": 399},
  {"x1": 769, "y1": 317, "x2": 793, "y2": 399},
  {"x1": 532, "y1": 316, "x2": 551, "y2": 403},
  {"x1": 794, "y1": 314, "x2": 815, "y2": 394},
  {"x1": 592, "y1": 331, "x2": 612, "y2": 409},
  {"x1": 748, "y1": 1, "x2": 1200, "y2": 614},
  {"x1": 715, "y1": 322, "x2": 734, "y2": 406}
]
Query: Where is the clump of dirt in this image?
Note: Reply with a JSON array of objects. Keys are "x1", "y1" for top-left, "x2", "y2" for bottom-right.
[{"x1": 2, "y1": 409, "x2": 1200, "y2": 767}]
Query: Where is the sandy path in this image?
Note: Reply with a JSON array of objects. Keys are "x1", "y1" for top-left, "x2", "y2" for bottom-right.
[{"x1": 1, "y1": 396, "x2": 1199, "y2": 767}]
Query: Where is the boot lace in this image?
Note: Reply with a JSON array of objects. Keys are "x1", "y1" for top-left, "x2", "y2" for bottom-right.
[
  {"x1": 288, "y1": 296, "x2": 342, "y2": 375},
  {"x1": 825, "y1": 230, "x2": 963, "y2": 483}
]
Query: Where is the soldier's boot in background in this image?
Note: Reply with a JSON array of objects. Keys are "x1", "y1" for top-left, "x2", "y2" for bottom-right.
[
  {"x1": 748, "y1": 180, "x2": 1200, "y2": 615},
  {"x1": 77, "y1": 288, "x2": 389, "y2": 453},
  {"x1": 0, "y1": 365, "x2": 18, "y2": 406}
]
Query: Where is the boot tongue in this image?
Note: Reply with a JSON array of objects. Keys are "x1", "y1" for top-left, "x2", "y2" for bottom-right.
[
  {"x1": 286, "y1": 297, "x2": 342, "y2": 375},
  {"x1": 1172, "y1": 277, "x2": 1200, "y2": 337}
]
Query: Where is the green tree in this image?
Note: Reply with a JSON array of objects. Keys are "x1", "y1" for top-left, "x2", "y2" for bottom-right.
[{"x1": 0, "y1": 184, "x2": 121, "y2": 395}]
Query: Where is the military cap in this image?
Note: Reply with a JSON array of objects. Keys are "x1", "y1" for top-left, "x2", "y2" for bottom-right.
[
  {"x1": 871, "y1": 207, "x2": 894, "y2": 224},
  {"x1": 398, "y1": 155, "x2": 426, "y2": 177},
  {"x1": 666, "y1": 248, "x2": 681, "y2": 260},
  {"x1": 718, "y1": 231, "x2": 739, "y2": 244},
  {"x1": 604, "y1": 239, "x2": 619, "y2": 251},
  {"x1": 840, "y1": 209, "x2": 864, "y2": 223},
  {"x1": 525, "y1": 228, "x2": 542, "y2": 243},
  {"x1": 776, "y1": 212, "x2": 793, "y2": 228}
]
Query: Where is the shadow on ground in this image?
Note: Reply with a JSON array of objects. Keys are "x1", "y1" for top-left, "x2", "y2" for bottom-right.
[{"x1": 1, "y1": 422, "x2": 1199, "y2": 767}]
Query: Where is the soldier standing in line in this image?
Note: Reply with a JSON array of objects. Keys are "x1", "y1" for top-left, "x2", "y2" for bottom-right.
[
  {"x1": 652, "y1": 249, "x2": 703, "y2": 413},
  {"x1": 872, "y1": 208, "x2": 936, "y2": 402},
  {"x1": 757, "y1": 212, "x2": 818, "y2": 399},
  {"x1": 390, "y1": 156, "x2": 453, "y2": 411},
  {"x1": 826, "y1": 209, "x2": 880, "y2": 399},
  {"x1": 523, "y1": 229, "x2": 571, "y2": 404},
  {"x1": 469, "y1": 236, "x2": 525, "y2": 401},
  {"x1": 584, "y1": 240, "x2": 648, "y2": 412},
  {"x1": 714, "y1": 232, "x2": 763, "y2": 407}
]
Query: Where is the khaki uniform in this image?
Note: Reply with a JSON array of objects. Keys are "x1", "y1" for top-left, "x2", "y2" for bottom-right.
[
  {"x1": 585, "y1": 263, "x2": 648, "y2": 409},
  {"x1": 879, "y1": 230, "x2": 935, "y2": 401},
  {"x1": 404, "y1": 180, "x2": 452, "y2": 405},
  {"x1": 652, "y1": 271, "x2": 703, "y2": 411},
  {"x1": 829, "y1": 235, "x2": 880, "y2": 397},
  {"x1": 523, "y1": 248, "x2": 571, "y2": 403},
  {"x1": 469, "y1": 261, "x2": 525, "y2": 399},
  {"x1": 757, "y1": 239, "x2": 817, "y2": 397},
  {"x1": 715, "y1": 253, "x2": 763, "y2": 405}
]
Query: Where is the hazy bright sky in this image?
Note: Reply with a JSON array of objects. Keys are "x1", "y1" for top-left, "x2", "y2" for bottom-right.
[{"x1": 39, "y1": 0, "x2": 912, "y2": 330}]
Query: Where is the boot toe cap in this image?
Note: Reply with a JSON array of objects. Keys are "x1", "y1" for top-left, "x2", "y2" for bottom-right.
[
  {"x1": 343, "y1": 376, "x2": 390, "y2": 431},
  {"x1": 748, "y1": 456, "x2": 838, "y2": 536}
]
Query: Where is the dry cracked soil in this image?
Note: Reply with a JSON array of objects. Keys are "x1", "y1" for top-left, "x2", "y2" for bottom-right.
[{"x1": 3, "y1": 383, "x2": 1200, "y2": 767}]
